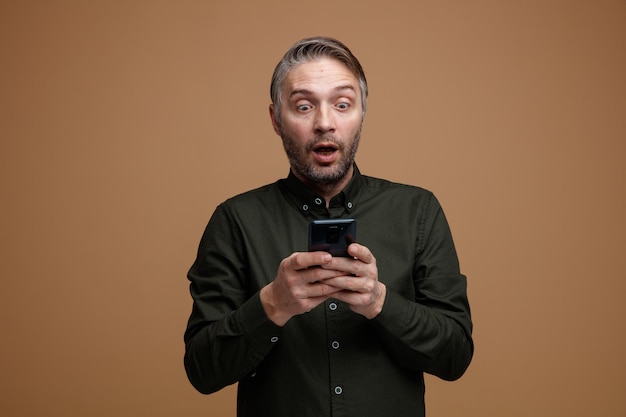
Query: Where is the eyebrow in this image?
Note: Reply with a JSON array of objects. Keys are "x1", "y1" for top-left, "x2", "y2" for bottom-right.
[{"x1": 289, "y1": 84, "x2": 357, "y2": 99}]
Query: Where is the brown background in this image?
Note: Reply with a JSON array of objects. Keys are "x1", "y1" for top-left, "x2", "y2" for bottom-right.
[{"x1": 1, "y1": 1, "x2": 625, "y2": 416}]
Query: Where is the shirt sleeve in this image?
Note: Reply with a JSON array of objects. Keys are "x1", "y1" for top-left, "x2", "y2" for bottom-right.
[
  {"x1": 183, "y1": 203, "x2": 282, "y2": 394},
  {"x1": 371, "y1": 193, "x2": 473, "y2": 381}
]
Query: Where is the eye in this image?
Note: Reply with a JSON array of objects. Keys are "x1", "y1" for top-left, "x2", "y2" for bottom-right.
[
  {"x1": 336, "y1": 102, "x2": 350, "y2": 110},
  {"x1": 297, "y1": 103, "x2": 313, "y2": 112}
]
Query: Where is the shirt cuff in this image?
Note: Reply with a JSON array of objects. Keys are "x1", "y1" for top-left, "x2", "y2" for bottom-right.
[
  {"x1": 238, "y1": 291, "x2": 283, "y2": 346},
  {"x1": 372, "y1": 288, "x2": 412, "y2": 333}
]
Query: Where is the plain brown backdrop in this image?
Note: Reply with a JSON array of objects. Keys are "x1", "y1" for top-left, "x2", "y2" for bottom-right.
[{"x1": 1, "y1": 1, "x2": 625, "y2": 416}]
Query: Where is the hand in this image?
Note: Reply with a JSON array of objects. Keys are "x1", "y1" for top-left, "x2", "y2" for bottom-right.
[
  {"x1": 320, "y1": 243, "x2": 386, "y2": 319},
  {"x1": 260, "y1": 251, "x2": 345, "y2": 326}
]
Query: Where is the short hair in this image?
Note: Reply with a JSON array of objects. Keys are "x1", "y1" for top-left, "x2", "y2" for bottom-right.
[{"x1": 270, "y1": 36, "x2": 368, "y2": 122}]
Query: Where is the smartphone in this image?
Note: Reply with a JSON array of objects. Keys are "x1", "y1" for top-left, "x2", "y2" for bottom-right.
[{"x1": 308, "y1": 219, "x2": 357, "y2": 257}]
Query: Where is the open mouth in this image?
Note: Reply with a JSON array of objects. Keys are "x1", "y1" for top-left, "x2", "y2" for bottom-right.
[
  {"x1": 313, "y1": 143, "x2": 339, "y2": 155},
  {"x1": 315, "y1": 146, "x2": 337, "y2": 155},
  {"x1": 312, "y1": 143, "x2": 339, "y2": 164}
]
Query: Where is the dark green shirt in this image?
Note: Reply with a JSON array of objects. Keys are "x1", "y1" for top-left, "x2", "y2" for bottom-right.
[{"x1": 184, "y1": 165, "x2": 473, "y2": 417}]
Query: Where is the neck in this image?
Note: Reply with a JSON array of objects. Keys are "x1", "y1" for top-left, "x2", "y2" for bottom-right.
[{"x1": 294, "y1": 165, "x2": 354, "y2": 208}]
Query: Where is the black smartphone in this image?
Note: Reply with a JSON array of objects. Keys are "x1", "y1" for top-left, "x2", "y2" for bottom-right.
[{"x1": 308, "y1": 219, "x2": 357, "y2": 257}]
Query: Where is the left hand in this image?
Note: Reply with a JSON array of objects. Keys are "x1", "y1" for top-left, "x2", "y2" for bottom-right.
[{"x1": 318, "y1": 243, "x2": 386, "y2": 319}]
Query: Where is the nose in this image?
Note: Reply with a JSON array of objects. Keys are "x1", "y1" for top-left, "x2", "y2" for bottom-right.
[{"x1": 314, "y1": 104, "x2": 335, "y2": 134}]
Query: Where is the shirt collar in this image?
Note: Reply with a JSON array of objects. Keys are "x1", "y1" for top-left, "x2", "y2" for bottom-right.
[{"x1": 280, "y1": 163, "x2": 363, "y2": 218}]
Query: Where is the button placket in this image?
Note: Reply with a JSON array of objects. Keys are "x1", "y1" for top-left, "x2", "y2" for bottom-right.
[{"x1": 326, "y1": 299, "x2": 344, "y2": 410}]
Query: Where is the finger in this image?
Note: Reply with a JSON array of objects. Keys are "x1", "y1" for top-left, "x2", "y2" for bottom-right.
[
  {"x1": 324, "y1": 275, "x2": 372, "y2": 293},
  {"x1": 287, "y1": 251, "x2": 332, "y2": 271},
  {"x1": 303, "y1": 266, "x2": 347, "y2": 285},
  {"x1": 347, "y1": 243, "x2": 375, "y2": 264},
  {"x1": 318, "y1": 256, "x2": 362, "y2": 277},
  {"x1": 306, "y1": 281, "x2": 343, "y2": 298}
]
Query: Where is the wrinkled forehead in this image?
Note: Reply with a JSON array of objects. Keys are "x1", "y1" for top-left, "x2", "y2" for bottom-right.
[{"x1": 281, "y1": 58, "x2": 360, "y2": 98}]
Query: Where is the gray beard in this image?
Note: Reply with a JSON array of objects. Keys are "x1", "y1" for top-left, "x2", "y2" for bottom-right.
[{"x1": 281, "y1": 129, "x2": 361, "y2": 186}]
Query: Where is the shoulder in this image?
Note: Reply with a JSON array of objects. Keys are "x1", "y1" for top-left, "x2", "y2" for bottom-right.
[
  {"x1": 221, "y1": 180, "x2": 284, "y2": 208},
  {"x1": 356, "y1": 174, "x2": 445, "y2": 219},
  {"x1": 203, "y1": 181, "x2": 285, "y2": 229},
  {"x1": 360, "y1": 174, "x2": 435, "y2": 199}
]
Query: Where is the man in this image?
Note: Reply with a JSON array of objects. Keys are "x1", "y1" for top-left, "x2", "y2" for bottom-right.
[{"x1": 184, "y1": 36, "x2": 473, "y2": 417}]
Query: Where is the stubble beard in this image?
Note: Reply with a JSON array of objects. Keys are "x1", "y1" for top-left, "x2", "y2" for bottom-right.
[{"x1": 281, "y1": 128, "x2": 361, "y2": 186}]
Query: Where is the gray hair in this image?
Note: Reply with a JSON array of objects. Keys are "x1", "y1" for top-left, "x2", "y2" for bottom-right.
[{"x1": 270, "y1": 36, "x2": 368, "y2": 123}]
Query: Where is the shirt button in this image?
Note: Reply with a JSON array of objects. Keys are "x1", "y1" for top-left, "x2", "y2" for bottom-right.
[
  {"x1": 331, "y1": 341, "x2": 340, "y2": 349},
  {"x1": 329, "y1": 302, "x2": 338, "y2": 311},
  {"x1": 270, "y1": 336, "x2": 279, "y2": 343},
  {"x1": 334, "y1": 386, "x2": 343, "y2": 395},
  {"x1": 314, "y1": 197, "x2": 323, "y2": 205},
  {"x1": 302, "y1": 204, "x2": 309, "y2": 211},
  {"x1": 347, "y1": 201, "x2": 353, "y2": 209}
]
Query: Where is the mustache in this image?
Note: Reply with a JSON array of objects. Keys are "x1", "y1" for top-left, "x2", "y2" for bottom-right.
[{"x1": 305, "y1": 135, "x2": 343, "y2": 152}]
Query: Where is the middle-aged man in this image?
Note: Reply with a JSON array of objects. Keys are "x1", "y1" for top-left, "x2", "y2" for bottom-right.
[{"x1": 184, "y1": 36, "x2": 473, "y2": 417}]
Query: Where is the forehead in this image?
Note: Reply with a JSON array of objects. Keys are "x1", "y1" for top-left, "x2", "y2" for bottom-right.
[{"x1": 282, "y1": 57, "x2": 359, "y2": 97}]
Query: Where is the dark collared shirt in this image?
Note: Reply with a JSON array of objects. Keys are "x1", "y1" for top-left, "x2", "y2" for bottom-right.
[{"x1": 184, "y1": 165, "x2": 473, "y2": 417}]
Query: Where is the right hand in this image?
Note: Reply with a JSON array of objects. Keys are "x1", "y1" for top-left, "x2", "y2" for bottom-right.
[{"x1": 260, "y1": 251, "x2": 345, "y2": 326}]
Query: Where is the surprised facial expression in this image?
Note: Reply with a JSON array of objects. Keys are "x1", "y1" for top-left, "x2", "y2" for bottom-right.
[{"x1": 271, "y1": 57, "x2": 364, "y2": 187}]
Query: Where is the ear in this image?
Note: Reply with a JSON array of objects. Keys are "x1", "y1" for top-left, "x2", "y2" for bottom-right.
[{"x1": 269, "y1": 104, "x2": 281, "y2": 136}]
